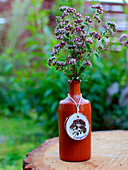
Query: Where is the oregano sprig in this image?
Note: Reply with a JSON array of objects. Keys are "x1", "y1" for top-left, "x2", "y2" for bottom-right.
[{"x1": 48, "y1": 5, "x2": 117, "y2": 81}]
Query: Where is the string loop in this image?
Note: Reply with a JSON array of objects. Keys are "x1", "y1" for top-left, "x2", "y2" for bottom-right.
[{"x1": 68, "y1": 93, "x2": 82, "y2": 117}]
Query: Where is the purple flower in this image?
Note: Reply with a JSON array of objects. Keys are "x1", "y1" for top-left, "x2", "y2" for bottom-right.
[
  {"x1": 57, "y1": 62, "x2": 61, "y2": 66},
  {"x1": 92, "y1": 4, "x2": 102, "y2": 9},
  {"x1": 97, "y1": 9, "x2": 103, "y2": 14},
  {"x1": 48, "y1": 57, "x2": 52, "y2": 61},
  {"x1": 56, "y1": 16, "x2": 62, "y2": 23},
  {"x1": 47, "y1": 60, "x2": 51, "y2": 67},
  {"x1": 56, "y1": 22, "x2": 66, "y2": 29},
  {"x1": 54, "y1": 44, "x2": 61, "y2": 49},
  {"x1": 90, "y1": 31, "x2": 101, "y2": 40},
  {"x1": 73, "y1": 27, "x2": 83, "y2": 34},
  {"x1": 61, "y1": 62, "x2": 66, "y2": 66},
  {"x1": 49, "y1": 5, "x2": 116, "y2": 80},
  {"x1": 90, "y1": 31, "x2": 94, "y2": 36},
  {"x1": 51, "y1": 52, "x2": 55, "y2": 56},
  {"x1": 105, "y1": 34, "x2": 109, "y2": 38},
  {"x1": 65, "y1": 24, "x2": 72, "y2": 31},
  {"x1": 69, "y1": 59, "x2": 76, "y2": 65},
  {"x1": 68, "y1": 45, "x2": 75, "y2": 49},
  {"x1": 59, "y1": 6, "x2": 68, "y2": 12},
  {"x1": 94, "y1": 15, "x2": 101, "y2": 23},
  {"x1": 55, "y1": 28, "x2": 66, "y2": 40},
  {"x1": 84, "y1": 60, "x2": 92, "y2": 66},
  {"x1": 106, "y1": 47, "x2": 109, "y2": 51},
  {"x1": 75, "y1": 19, "x2": 83, "y2": 24},
  {"x1": 71, "y1": 28, "x2": 75, "y2": 34},
  {"x1": 123, "y1": 40, "x2": 128, "y2": 47},
  {"x1": 98, "y1": 45, "x2": 104, "y2": 51},
  {"x1": 62, "y1": 12, "x2": 68, "y2": 19},
  {"x1": 51, "y1": 43, "x2": 63, "y2": 56},
  {"x1": 65, "y1": 19, "x2": 70, "y2": 23},
  {"x1": 52, "y1": 56, "x2": 57, "y2": 60},
  {"x1": 56, "y1": 28, "x2": 65, "y2": 34},
  {"x1": 80, "y1": 34, "x2": 84, "y2": 39},
  {"x1": 53, "y1": 60, "x2": 57, "y2": 66},
  {"x1": 105, "y1": 43, "x2": 110, "y2": 51},
  {"x1": 60, "y1": 41, "x2": 66, "y2": 46},
  {"x1": 119, "y1": 34, "x2": 128, "y2": 43},
  {"x1": 47, "y1": 57, "x2": 57, "y2": 66},
  {"x1": 74, "y1": 12, "x2": 81, "y2": 18},
  {"x1": 81, "y1": 25, "x2": 85, "y2": 29},
  {"x1": 85, "y1": 16, "x2": 92, "y2": 23},
  {"x1": 106, "y1": 22, "x2": 117, "y2": 32},
  {"x1": 67, "y1": 7, "x2": 76, "y2": 13},
  {"x1": 86, "y1": 39, "x2": 93, "y2": 44},
  {"x1": 92, "y1": 4, "x2": 103, "y2": 15},
  {"x1": 55, "y1": 35, "x2": 64, "y2": 40},
  {"x1": 73, "y1": 37, "x2": 81, "y2": 43}
]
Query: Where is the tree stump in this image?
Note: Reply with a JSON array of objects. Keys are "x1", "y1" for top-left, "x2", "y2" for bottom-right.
[{"x1": 23, "y1": 130, "x2": 128, "y2": 170}]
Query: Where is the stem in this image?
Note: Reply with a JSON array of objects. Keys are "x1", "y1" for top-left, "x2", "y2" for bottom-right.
[
  {"x1": 60, "y1": 67, "x2": 70, "y2": 79},
  {"x1": 58, "y1": 55, "x2": 65, "y2": 60},
  {"x1": 64, "y1": 48, "x2": 68, "y2": 57},
  {"x1": 80, "y1": 25, "x2": 90, "y2": 64},
  {"x1": 72, "y1": 64, "x2": 75, "y2": 76},
  {"x1": 85, "y1": 25, "x2": 90, "y2": 39},
  {"x1": 67, "y1": 65, "x2": 71, "y2": 75}
]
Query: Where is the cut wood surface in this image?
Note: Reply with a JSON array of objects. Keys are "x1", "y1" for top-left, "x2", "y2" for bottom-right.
[{"x1": 23, "y1": 130, "x2": 128, "y2": 170}]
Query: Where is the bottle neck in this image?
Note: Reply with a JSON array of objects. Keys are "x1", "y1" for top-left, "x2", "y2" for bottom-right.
[{"x1": 68, "y1": 80, "x2": 81, "y2": 99}]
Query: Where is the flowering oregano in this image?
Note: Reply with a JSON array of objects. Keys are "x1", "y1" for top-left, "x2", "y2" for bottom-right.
[
  {"x1": 48, "y1": 5, "x2": 117, "y2": 81},
  {"x1": 120, "y1": 34, "x2": 128, "y2": 47}
]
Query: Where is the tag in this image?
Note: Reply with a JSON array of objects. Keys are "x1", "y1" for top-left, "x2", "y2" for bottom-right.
[{"x1": 65, "y1": 113, "x2": 89, "y2": 140}]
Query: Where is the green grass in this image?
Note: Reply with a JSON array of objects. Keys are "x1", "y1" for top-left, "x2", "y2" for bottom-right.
[{"x1": 0, "y1": 117, "x2": 47, "y2": 170}]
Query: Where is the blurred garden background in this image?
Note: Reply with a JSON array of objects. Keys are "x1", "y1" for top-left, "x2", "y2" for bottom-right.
[{"x1": 0, "y1": 0, "x2": 128, "y2": 169}]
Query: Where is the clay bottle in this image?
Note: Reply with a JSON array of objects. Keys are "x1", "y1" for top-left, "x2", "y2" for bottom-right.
[{"x1": 58, "y1": 80, "x2": 91, "y2": 161}]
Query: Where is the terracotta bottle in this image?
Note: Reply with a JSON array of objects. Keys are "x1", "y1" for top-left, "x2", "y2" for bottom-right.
[{"x1": 58, "y1": 80, "x2": 91, "y2": 161}]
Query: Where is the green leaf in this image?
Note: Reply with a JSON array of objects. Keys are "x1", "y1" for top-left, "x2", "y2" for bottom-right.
[
  {"x1": 36, "y1": 105, "x2": 43, "y2": 114},
  {"x1": 44, "y1": 89, "x2": 53, "y2": 98},
  {"x1": 95, "y1": 53, "x2": 99, "y2": 58},
  {"x1": 51, "y1": 101, "x2": 58, "y2": 112},
  {"x1": 4, "y1": 63, "x2": 13, "y2": 74},
  {"x1": 68, "y1": 41, "x2": 73, "y2": 45},
  {"x1": 65, "y1": 32, "x2": 70, "y2": 37},
  {"x1": 79, "y1": 66, "x2": 85, "y2": 74},
  {"x1": 28, "y1": 45, "x2": 41, "y2": 52},
  {"x1": 63, "y1": 37, "x2": 70, "y2": 42},
  {"x1": 85, "y1": 43, "x2": 90, "y2": 49},
  {"x1": 101, "y1": 38, "x2": 105, "y2": 44},
  {"x1": 26, "y1": 25, "x2": 36, "y2": 34},
  {"x1": 84, "y1": 22, "x2": 89, "y2": 26}
]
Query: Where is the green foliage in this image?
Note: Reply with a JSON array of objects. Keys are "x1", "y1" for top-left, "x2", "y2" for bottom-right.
[
  {"x1": 81, "y1": 54, "x2": 128, "y2": 130},
  {"x1": 0, "y1": 2, "x2": 128, "y2": 168},
  {"x1": 24, "y1": 0, "x2": 56, "y2": 62},
  {"x1": 19, "y1": 69, "x2": 68, "y2": 137},
  {"x1": 0, "y1": 117, "x2": 45, "y2": 170},
  {"x1": 0, "y1": 0, "x2": 127, "y2": 134},
  {"x1": 0, "y1": 0, "x2": 128, "y2": 169}
]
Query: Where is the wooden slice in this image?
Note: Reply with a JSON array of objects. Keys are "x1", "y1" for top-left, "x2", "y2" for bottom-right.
[{"x1": 23, "y1": 130, "x2": 128, "y2": 170}]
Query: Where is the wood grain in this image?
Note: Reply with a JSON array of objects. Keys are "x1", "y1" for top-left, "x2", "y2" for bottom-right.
[{"x1": 23, "y1": 130, "x2": 128, "y2": 170}]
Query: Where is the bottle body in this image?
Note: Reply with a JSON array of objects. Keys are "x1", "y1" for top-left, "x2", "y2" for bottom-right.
[{"x1": 58, "y1": 81, "x2": 91, "y2": 161}]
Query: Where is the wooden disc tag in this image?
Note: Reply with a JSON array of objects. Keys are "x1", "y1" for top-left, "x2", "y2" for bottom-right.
[{"x1": 65, "y1": 113, "x2": 89, "y2": 140}]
